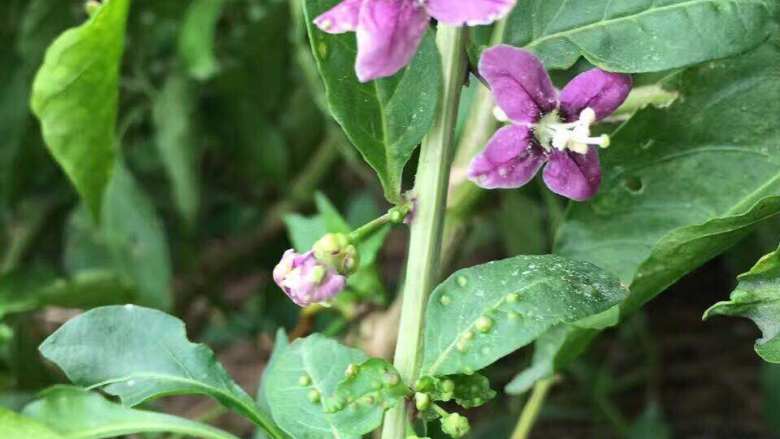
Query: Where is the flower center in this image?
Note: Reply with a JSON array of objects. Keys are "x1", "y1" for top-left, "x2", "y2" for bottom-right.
[{"x1": 534, "y1": 108, "x2": 609, "y2": 154}]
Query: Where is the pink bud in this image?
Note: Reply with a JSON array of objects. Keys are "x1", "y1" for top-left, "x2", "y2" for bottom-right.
[{"x1": 273, "y1": 250, "x2": 347, "y2": 307}]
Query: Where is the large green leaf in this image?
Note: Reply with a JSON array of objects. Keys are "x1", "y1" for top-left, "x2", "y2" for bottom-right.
[
  {"x1": 38, "y1": 305, "x2": 284, "y2": 438},
  {"x1": 473, "y1": 0, "x2": 776, "y2": 72},
  {"x1": 0, "y1": 408, "x2": 61, "y2": 439},
  {"x1": 302, "y1": 0, "x2": 441, "y2": 202},
  {"x1": 420, "y1": 255, "x2": 627, "y2": 377},
  {"x1": 704, "y1": 244, "x2": 780, "y2": 362},
  {"x1": 509, "y1": 32, "x2": 780, "y2": 395},
  {"x1": 23, "y1": 386, "x2": 238, "y2": 439},
  {"x1": 30, "y1": 0, "x2": 130, "y2": 217},
  {"x1": 556, "y1": 37, "x2": 780, "y2": 314},
  {"x1": 264, "y1": 334, "x2": 406, "y2": 438}
]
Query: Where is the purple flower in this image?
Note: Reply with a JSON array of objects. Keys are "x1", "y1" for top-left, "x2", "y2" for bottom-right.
[
  {"x1": 314, "y1": 0, "x2": 515, "y2": 82},
  {"x1": 468, "y1": 45, "x2": 632, "y2": 201},
  {"x1": 273, "y1": 249, "x2": 346, "y2": 307}
]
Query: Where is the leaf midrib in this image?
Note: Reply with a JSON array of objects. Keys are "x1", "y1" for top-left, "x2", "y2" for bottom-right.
[{"x1": 525, "y1": 0, "x2": 768, "y2": 49}]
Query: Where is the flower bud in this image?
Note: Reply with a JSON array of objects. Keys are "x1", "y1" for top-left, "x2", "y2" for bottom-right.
[
  {"x1": 273, "y1": 249, "x2": 346, "y2": 307},
  {"x1": 313, "y1": 233, "x2": 360, "y2": 275},
  {"x1": 440, "y1": 413, "x2": 470, "y2": 438},
  {"x1": 415, "y1": 392, "x2": 431, "y2": 411}
]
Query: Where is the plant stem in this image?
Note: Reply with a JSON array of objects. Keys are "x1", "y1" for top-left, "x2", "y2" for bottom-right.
[
  {"x1": 349, "y1": 203, "x2": 411, "y2": 243},
  {"x1": 510, "y1": 377, "x2": 555, "y2": 439},
  {"x1": 381, "y1": 25, "x2": 467, "y2": 439}
]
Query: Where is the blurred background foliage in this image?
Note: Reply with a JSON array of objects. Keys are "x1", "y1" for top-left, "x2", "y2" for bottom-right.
[{"x1": 1, "y1": 0, "x2": 779, "y2": 437}]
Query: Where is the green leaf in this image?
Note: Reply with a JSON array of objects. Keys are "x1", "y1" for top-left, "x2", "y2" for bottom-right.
[
  {"x1": 302, "y1": 0, "x2": 441, "y2": 202},
  {"x1": 0, "y1": 407, "x2": 62, "y2": 439},
  {"x1": 0, "y1": 269, "x2": 134, "y2": 320},
  {"x1": 704, "y1": 244, "x2": 780, "y2": 362},
  {"x1": 101, "y1": 163, "x2": 172, "y2": 310},
  {"x1": 421, "y1": 255, "x2": 628, "y2": 376},
  {"x1": 38, "y1": 305, "x2": 284, "y2": 438},
  {"x1": 556, "y1": 37, "x2": 780, "y2": 315},
  {"x1": 628, "y1": 403, "x2": 671, "y2": 439},
  {"x1": 22, "y1": 386, "x2": 239, "y2": 439},
  {"x1": 419, "y1": 374, "x2": 496, "y2": 409},
  {"x1": 178, "y1": 0, "x2": 224, "y2": 80},
  {"x1": 30, "y1": 0, "x2": 130, "y2": 217},
  {"x1": 264, "y1": 334, "x2": 404, "y2": 438},
  {"x1": 152, "y1": 73, "x2": 200, "y2": 225},
  {"x1": 474, "y1": 0, "x2": 776, "y2": 72}
]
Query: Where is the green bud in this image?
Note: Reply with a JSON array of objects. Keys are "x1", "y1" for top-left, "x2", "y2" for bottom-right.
[
  {"x1": 345, "y1": 363, "x2": 359, "y2": 378},
  {"x1": 441, "y1": 413, "x2": 470, "y2": 438},
  {"x1": 415, "y1": 376, "x2": 436, "y2": 392},
  {"x1": 313, "y1": 233, "x2": 360, "y2": 275},
  {"x1": 415, "y1": 392, "x2": 431, "y2": 411},
  {"x1": 440, "y1": 379, "x2": 455, "y2": 393},
  {"x1": 85, "y1": 0, "x2": 101, "y2": 15}
]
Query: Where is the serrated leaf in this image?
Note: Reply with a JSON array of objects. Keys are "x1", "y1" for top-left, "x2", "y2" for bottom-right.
[
  {"x1": 704, "y1": 244, "x2": 780, "y2": 362},
  {"x1": 421, "y1": 255, "x2": 627, "y2": 376},
  {"x1": 178, "y1": 0, "x2": 224, "y2": 80},
  {"x1": 264, "y1": 334, "x2": 403, "y2": 438},
  {"x1": 30, "y1": 0, "x2": 130, "y2": 217},
  {"x1": 473, "y1": 0, "x2": 776, "y2": 72},
  {"x1": 302, "y1": 0, "x2": 441, "y2": 202},
  {"x1": 22, "y1": 386, "x2": 239, "y2": 439},
  {"x1": 556, "y1": 37, "x2": 780, "y2": 315},
  {"x1": 0, "y1": 407, "x2": 62, "y2": 439},
  {"x1": 38, "y1": 305, "x2": 283, "y2": 437}
]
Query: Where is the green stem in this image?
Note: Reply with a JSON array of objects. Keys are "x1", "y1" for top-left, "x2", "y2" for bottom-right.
[
  {"x1": 380, "y1": 25, "x2": 467, "y2": 439},
  {"x1": 510, "y1": 377, "x2": 555, "y2": 439},
  {"x1": 348, "y1": 203, "x2": 411, "y2": 243}
]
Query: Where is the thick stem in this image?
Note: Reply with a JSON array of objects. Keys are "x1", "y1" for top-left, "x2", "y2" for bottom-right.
[
  {"x1": 381, "y1": 25, "x2": 467, "y2": 439},
  {"x1": 510, "y1": 377, "x2": 555, "y2": 439}
]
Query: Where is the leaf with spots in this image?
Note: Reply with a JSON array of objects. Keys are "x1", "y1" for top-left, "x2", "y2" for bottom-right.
[
  {"x1": 264, "y1": 334, "x2": 406, "y2": 438},
  {"x1": 38, "y1": 305, "x2": 285, "y2": 438},
  {"x1": 471, "y1": 0, "x2": 776, "y2": 72},
  {"x1": 515, "y1": 31, "x2": 780, "y2": 395},
  {"x1": 302, "y1": 0, "x2": 442, "y2": 203},
  {"x1": 421, "y1": 255, "x2": 628, "y2": 377},
  {"x1": 417, "y1": 374, "x2": 496, "y2": 409},
  {"x1": 704, "y1": 243, "x2": 780, "y2": 362},
  {"x1": 556, "y1": 36, "x2": 780, "y2": 315}
]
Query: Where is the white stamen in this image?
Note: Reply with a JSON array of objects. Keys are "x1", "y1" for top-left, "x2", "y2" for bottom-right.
[
  {"x1": 534, "y1": 107, "x2": 609, "y2": 155},
  {"x1": 492, "y1": 106, "x2": 509, "y2": 122}
]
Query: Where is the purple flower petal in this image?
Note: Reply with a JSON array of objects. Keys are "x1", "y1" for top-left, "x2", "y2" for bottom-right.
[
  {"x1": 559, "y1": 69, "x2": 632, "y2": 121},
  {"x1": 355, "y1": 0, "x2": 429, "y2": 82},
  {"x1": 273, "y1": 250, "x2": 346, "y2": 307},
  {"x1": 468, "y1": 124, "x2": 545, "y2": 189},
  {"x1": 479, "y1": 45, "x2": 558, "y2": 123},
  {"x1": 425, "y1": 0, "x2": 515, "y2": 26},
  {"x1": 542, "y1": 148, "x2": 601, "y2": 201},
  {"x1": 314, "y1": 0, "x2": 363, "y2": 33}
]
